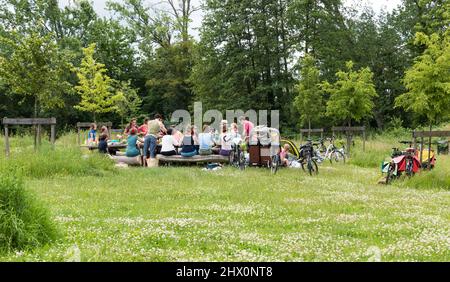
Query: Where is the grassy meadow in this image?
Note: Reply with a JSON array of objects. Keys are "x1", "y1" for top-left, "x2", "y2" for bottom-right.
[{"x1": 0, "y1": 131, "x2": 449, "y2": 262}]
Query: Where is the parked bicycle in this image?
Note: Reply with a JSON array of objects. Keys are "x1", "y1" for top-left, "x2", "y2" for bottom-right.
[
  {"x1": 314, "y1": 137, "x2": 346, "y2": 165},
  {"x1": 382, "y1": 141, "x2": 421, "y2": 184},
  {"x1": 229, "y1": 140, "x2": 247, "y2": 171},
  {"x1": 299, "y1": 140, "x2": 319, "y2": 176}
]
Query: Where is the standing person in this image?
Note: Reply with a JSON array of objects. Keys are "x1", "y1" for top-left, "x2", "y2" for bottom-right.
[
  {"x1": 198, "y1": 125, "x2": 216, "y2": 156},
  {"x1": 180, "y1": 125, "x2": 197, "y2": 157},
  {"x1": 219, "y1": 123, "x2": 233, "y2": 157},
  {"x1": 160, "y1": 128, "x2": 179, "y2": 156},
  {"x1": 126, "y1": 128, "x2": 143, "y2": 158},
  {"x1": 239, "y1": 116, "x2": 254, "y2": 143},
  {"x1": 144, "y1": 114, "x2": 167, "y2": 167},
  {"x1": 88, "y1": 123, "x2": 97, "y2": 144},
  {"x1": 138, "y1": 118, "x2": 149, "y2": 137}
]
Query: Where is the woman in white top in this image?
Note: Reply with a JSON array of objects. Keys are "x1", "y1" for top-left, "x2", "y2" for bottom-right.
[
  {"x1": 219, "y1": 124, "x2": 233, "y2": 156},
  {"x1": 160, "y1": 128, "x2": 179, "y2": 156}
]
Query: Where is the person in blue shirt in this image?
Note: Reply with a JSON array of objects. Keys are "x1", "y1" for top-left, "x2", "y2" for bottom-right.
[
  {"x1": 88, "y1": 123, "x2": 97, "y2": 144},
  {"x1": 198, "y1": 125, "x2": 216, "y2": 155}
]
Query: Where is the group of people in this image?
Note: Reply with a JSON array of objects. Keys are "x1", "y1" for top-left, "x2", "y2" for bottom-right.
[
  {"x1": 87, "y1": 115, "x2": 299, "y2": 168},
  {"x1": 87, "y1": 123, "x2": 110, "y2": 154},
  {"x1": 89, "y1": 115, "x2": 256, "y2": 167}
]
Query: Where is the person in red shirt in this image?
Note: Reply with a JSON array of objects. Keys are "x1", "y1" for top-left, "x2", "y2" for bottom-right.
[
  {"x1": 138, "y1": 118, "x2": 149, "y2": 137},
  {"x1": 239, "y1": 116, "x2": 254, "y2": 143}
]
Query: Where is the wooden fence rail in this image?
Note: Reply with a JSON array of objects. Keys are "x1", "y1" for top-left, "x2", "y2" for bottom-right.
[{"x1": 2, "y1": 118, "x2": 57, "y2": 157}]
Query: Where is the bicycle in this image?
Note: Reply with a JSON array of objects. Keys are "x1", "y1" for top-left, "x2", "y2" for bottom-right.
[
  {"x1": 229, "y1": 141, "x2": 247, "y2": 171},
  {"x1": 384, "y1": 141, "x2": 421, "y2": 184},
  {"x1": 299, "y1": 140, "x2": 319, "y2": 176},
  {"x1": 314, "y1": 137, "x2": 346, "y2": 165}
]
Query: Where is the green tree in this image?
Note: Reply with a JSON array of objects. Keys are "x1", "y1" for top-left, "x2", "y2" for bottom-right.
[
  {"x1": 115, "y1": 80, "x2": 142, "y2": 126},
  {"x1": 293, "y1": 55, "x2": 324, "y2": 132},
  {"x1": 324, "y1": 61, "x2": 378, "y2": 127},
  {"x1": 73, "y1": 43, "x2": 124, "y2": 122},
  {"x1": 395, "y1": 30, "x2": 450, "y2": 130},
  {"x1": 0, "y1": 32, "x2": 73, "y2": 117}
]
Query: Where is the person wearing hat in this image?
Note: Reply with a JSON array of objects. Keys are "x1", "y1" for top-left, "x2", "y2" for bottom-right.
[{"x1": 126, "y1": 128, "x2": 143, "y2": 158}]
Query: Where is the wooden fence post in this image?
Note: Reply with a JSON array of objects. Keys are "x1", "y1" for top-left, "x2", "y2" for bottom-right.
[
  {"x1": 363, "y1": 129, "x2": 366, "y2": 152},
  {"x1": 51, "y1": 124, "x2": 56, "y2": 149},
  {"x1": 4, "y1": 125, "x2": 9, "y2": 157},
  {"x1": 77, "y1": 126, "x2": 81, "y2": 146},
  {"x1": 37, "y1": 124, "x2": 42, "y2": 147}
]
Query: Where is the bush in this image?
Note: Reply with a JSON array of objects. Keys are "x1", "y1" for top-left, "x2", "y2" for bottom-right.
[{"x1": 0, "y1": 173, "x2": 59, "y2": 253}]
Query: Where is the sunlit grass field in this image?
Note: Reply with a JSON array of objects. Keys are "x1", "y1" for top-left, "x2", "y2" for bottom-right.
[{"x1": 0, "y1": 133, "x2": 449, "y2": 262}]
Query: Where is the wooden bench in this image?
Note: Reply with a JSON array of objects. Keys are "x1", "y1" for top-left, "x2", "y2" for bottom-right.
[
  {"x1": 156, "y1": 154, "x2": 230, "y2": 165},
  {"x1": 110, "y1": 155, "x2": 142, "y2": 166}
]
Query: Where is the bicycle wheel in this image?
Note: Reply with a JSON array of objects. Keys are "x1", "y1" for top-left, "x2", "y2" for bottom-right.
[
  {"x1": 270, "y1": 155, "x2": 279, "y2": 175},
  {"x1": 330, "y1": 150, "x2": 346, "y2": 164},
  {"x1": 385, "y1": 163, "x2": 396, "y2": 184},
  {"x1": 229, "y1": 150, "x2": 236, "y2": 166},
  {"x1": 307, "y1": 158, "x2": 319, "y2": 176},
  {"x1": 238, "y1": 149, "x2": 246, "y2": 171},
  {"x1": 405, "y1": 158, "x2": 414, "y2": 177}
]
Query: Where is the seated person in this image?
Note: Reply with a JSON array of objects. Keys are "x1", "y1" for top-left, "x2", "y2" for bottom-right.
[
  {"x1": 126, "y1": 128, "x2": 143, "y2": 157},
  {"x1": 160, "y1": 128, "x2": 179, "y2": 156},
  {"x1": 98, "y1": 132, "x2": 108, "y2": 154},
  {"x1": 138, "y1": 118, "x2": 149, "y2": 137},
  {"x1": 124, "y1": 118, "x2": 138, "y2": 137},
  {"x1": 180, "y1": 125, "x2": 197, "y2": 157},
  {"x1": 88, "y1": 123, "x2": 97, "y2": 144},
  {"x1": 280, "y1": 144, "x2": 291, "y2": 167},
  {"x1": 171, "y1": 126, "x2": 184, "y2": 145},
  {"x1": 230, "y1": 123, "x2": 242, "y2": 145},
  {"x1": 192, "y1": 125, "x2": 200, "y2": 152},
  {"x1": 100, "y1": 126, "x2": 109, "y2": 139},
  {"x1": 198, "y1": 125, "x2": 216, "y2": 155},
  {"x1": 219, "y1": 125, "x2": 233, "y2": 157}
]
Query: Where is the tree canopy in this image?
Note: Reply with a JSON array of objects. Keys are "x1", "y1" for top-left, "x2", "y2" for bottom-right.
[{"x1": 0, "y1": 0, "x2": 448, "y2": 131}]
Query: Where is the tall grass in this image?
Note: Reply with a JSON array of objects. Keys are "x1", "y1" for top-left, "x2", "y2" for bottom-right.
[
  {"x1": 0, "y1": 134, "x2": 116, "y2": 179},
  {"x1": 0, "y1": 173, "x2": 59, "y2": 253}
]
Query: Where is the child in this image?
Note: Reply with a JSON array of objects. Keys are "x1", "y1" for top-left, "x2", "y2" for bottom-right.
[
  {"x1": 98, "y1": 132, "x2": 108, "y2": 154},
  {"x1": 280, "y1": 144, "x2": 291, "y2": 167}
]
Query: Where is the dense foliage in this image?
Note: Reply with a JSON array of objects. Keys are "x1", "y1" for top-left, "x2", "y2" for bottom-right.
[
  {"x1": 0, "y1": 0, "x2": 449, "y2": 132},
  {"x1": 0, "y1": 173, "x2": 59, "y2": 253}
]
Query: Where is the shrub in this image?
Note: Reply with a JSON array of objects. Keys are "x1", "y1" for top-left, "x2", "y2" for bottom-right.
[{"x1": 0, "y1": 173, "x2": 59, "y2": 253}]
